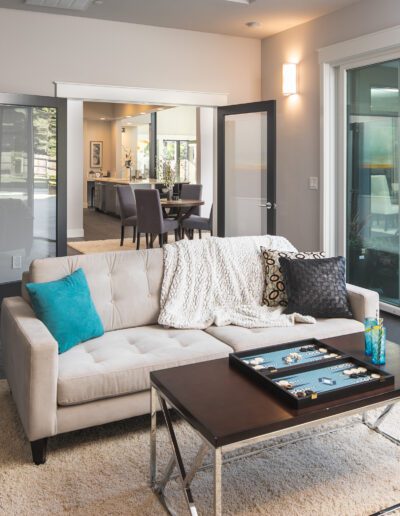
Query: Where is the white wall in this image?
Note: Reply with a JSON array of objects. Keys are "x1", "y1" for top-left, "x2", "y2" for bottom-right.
[
  {"x1": 198, "y1": 107, "x2": 214, "y2": 220},
  {"x1": 83, "y1": 120, "x2": 114, "y2": 207},
  {"x1": 67, "y1": 100, "x2": 84, "y2": 238},
  {"x1": 0, "y1": 8, "x2": 261, "y2": 238},
  {"x1": 261, "y1": 0, "x2": 400, "y2": 251},
  {"x1": 121, "y1": 126, "x2": 137, "y2": 175},
  {"x1": 0, "y1": 9, "x2": 261, "y2": 103}
]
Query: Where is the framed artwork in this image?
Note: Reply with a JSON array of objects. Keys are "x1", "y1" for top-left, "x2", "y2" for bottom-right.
[{"x1": 90, "y1": 141, "x2": 103, "y2": 168}]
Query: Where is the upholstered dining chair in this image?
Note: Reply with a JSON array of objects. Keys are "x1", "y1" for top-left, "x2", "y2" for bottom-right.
[
  {"x1": 116, "y1": 185, "x2": 137, "y2": 246},
  {"x1": 181, "y1": 184, "x2": 203, "y2": 215},
  {"x1": 135, "y1": 189, "x2": 180, "y2": 249},
  {"x1": 182, "y1": 204, "x2": 213, "y2": 239}
]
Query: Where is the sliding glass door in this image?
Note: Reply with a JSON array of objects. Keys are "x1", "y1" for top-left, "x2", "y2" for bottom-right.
[
  {"x1": 0, "y1": 94, "x2": 66, "y2": 301},
  {"x1": 346, "y1": 59, "x2": 400, "y2": 308}
]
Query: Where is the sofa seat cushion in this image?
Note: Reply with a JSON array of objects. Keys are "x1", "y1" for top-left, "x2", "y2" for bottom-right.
[
  {"x1": 205, "y1": 318, "x2": 364, "y2": 352},
  {"x1": 57, "y1": 325, "x2": 232, "y2": 406}
]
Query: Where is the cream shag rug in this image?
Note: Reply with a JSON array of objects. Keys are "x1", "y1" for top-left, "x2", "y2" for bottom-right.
[
  {"x1": 68, "y1": 233, "x2": 211, "y2": 255},
  {"x1": 1, "y1": 379, "x2": 400, "y2": 515}
]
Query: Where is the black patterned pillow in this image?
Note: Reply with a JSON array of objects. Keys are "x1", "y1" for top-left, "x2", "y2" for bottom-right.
[
  {"x1": 280, "y1": 256, "x2": 353, "y2": 318},
  {"x1": 260, "y1": 248, "x2": 326, "y2": 307}
]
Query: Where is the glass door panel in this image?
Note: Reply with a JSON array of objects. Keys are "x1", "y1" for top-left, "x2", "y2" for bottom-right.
[
  {"x1": 347, "y1": 60, "x2": 400, "y2": 307},
  {"x1": 0, "y1": 94, "x2": 66, "y2": 300},
  {"x1": 217, "y1": 101, "x2": 276, "y2": 237}
]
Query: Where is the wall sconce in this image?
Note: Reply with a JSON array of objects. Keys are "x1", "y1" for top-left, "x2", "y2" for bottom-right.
[{"x1": 282, "y1": 63, "x2": 297, "y2": 96}]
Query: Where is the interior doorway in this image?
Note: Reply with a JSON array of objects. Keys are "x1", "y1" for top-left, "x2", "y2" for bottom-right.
[
  {"x1": 66, "y1": 98, "x2": 214, "y2": 255},
  {"x1": 217, "y1": 100, "x2": 276, "y2": 237}
]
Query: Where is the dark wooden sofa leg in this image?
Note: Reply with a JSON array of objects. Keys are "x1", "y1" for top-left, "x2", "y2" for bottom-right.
[{"x1": 31, "y1": 438, "x2": 48, "y2": 465}]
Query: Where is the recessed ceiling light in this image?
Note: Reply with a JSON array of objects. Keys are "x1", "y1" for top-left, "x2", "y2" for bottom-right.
[
  {"x1": 25, "y1": 0, "x2": 92, "y2": 10},
  {"x1": 140, "y1": 112, "x2": 146, "y2": 115},
  {"x1": 93, "y1": 0, "x2": 103, "y2": 4},
  {"x1": 245, "y1": 21, "x2": 261, "y2": 28},
  {"x1": 100, "y1": 117, "x2": 106, "y2": 120},
  {"x1": 226, "y1": 0, "x2": 255, "y2": 4}
]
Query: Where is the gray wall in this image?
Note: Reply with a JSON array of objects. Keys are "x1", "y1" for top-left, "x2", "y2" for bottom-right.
[{"x1": 261, "y1": 0, "x2": 400, "y2": 251}]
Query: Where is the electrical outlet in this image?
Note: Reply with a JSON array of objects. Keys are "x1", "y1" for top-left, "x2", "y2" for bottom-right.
[
  {"x1": 309, "y1": 177, "x2": 318, "y2": 190},
  {"x1": 12, "y1": 255, "x2": 22, "y2": 269}
]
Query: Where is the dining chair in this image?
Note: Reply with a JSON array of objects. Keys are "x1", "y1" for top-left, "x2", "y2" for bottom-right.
[
  {"x1": 182, "y1": 204, "x2": 213, "y2": 239},
  {"x1": 181, "y1": 184, "x2": 203, "y2": 215},
  {"x1": 135, "y1": 189, "x2": 180, "y2": 249},
  {"x1": 116, "y1": 185, "x2": 137, "y2": 246}
]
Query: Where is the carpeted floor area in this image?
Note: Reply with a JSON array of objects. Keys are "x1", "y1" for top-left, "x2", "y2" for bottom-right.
[{"x1": 1, "y1": 380, "x2": 400, "y2": 515}]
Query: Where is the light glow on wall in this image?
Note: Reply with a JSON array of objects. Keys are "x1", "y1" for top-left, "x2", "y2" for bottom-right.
[{"x1": 282, "y1": 63, "x2": 297, "y2": 96}]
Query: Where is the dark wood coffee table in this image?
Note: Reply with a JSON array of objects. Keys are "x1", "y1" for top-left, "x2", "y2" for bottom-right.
[{"x1": 150, "y1": 333, "x2": 400, "y2": 515}]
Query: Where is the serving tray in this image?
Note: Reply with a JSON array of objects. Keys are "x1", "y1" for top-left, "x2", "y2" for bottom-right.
[{"x1": 229, "y1": 339, "x2": 394, "y2": 409}]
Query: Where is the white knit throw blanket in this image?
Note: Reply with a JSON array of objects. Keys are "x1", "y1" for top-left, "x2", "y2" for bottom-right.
[{"x1": 158, "y1": 235, "x2": 316, "y2": 329}]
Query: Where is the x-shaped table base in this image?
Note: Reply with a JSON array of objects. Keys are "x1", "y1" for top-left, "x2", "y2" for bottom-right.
[{"x1": 150, "y1": 384, "x2": 400, "y2": 516}]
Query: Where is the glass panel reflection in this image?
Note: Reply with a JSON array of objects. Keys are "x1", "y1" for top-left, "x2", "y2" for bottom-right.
[
  {"x1": 0, "y1": 105, "x2": 57, "y2": 284},
  {"x1": 347, "y1": 59, "x2": 400, "y2": 306}
]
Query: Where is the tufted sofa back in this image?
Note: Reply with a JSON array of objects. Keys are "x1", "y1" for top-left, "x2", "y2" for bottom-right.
[{"x1": 28, "y1": 249, "x2": 164, "y2": 332}]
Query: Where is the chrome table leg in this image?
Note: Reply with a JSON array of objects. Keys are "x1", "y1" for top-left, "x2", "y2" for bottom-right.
[
  {"x1": 150, "y1": 385, "x2": 157, "y2": 487},
  {"x1": 159, "y1": 394, "x2": 200, "y2": 516},
  {"x1": 155, "y1": 455, "x2": 176, "y2": 493},
  {"x1": 214, "y1": 448, "x2": 222, "y2": 516},
  {"x1": 183, "y1": 443, "x2": 209, "y2": 488},
  {"x1": 362, "y1": 404, "x2": 400, "y2": 446}
]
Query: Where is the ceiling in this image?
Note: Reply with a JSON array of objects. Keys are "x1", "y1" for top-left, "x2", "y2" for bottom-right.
[
  {"x1": 83, "y1": 102, "x2": 169, "y2": 121},
  {"x1": 0, "y1": 0, "x2": 361, "y2": 38}
]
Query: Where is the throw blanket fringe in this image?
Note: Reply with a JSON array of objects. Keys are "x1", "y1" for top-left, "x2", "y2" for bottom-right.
[{"x1": 158, "y1": 236, "x2": 316, "y2": 329}]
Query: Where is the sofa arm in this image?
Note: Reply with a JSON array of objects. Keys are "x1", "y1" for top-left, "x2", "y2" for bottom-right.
[
  {"x1": 1, "y1": 297, "x2": 58, "y2": 441},
  {"x1": 346, "y1": 284, "x2": 379, "y2": 323}
]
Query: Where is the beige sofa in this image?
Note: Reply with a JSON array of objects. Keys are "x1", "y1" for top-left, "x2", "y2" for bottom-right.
[{"x1": 1, "y1": 248, "x2": 378, "y2": 464}]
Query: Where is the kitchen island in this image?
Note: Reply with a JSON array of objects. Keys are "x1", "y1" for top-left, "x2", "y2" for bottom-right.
[{"x1": 87, "y1": 177, "x2": 188, "y2": 216}]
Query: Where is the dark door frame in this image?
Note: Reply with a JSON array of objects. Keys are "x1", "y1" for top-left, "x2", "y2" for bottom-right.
[
  {"x1": 0, "y1": 92, "x2": 67, "y2": 299},
  {"x1": 217, "y1": 100, "x2": 276, "y2": 237}
]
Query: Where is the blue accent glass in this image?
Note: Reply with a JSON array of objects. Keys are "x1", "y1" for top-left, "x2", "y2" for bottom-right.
[
  {"x1": 364, "y1": 317, "x2": 377, "y2": 356},
  {"x1": 371, "y1": 326, "x2": 386, "y2": 366}
]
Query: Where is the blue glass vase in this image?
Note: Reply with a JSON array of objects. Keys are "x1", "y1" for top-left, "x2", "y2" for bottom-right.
[
  {"x1": 371, "y1": 326, "x2": 386, "y2": 366},
  {"x1": 364, "y1": 317, "x2": 377, "y2": 356}
]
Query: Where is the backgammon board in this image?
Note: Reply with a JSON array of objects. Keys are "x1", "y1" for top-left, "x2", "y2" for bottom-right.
[{"x1": 229, "y1": 339, "x2": 394, "y2": 408}]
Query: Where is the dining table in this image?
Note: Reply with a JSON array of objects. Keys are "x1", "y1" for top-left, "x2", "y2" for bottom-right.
[{"x1": 160, "y1": 199, "x2": 204, "y2": 224}]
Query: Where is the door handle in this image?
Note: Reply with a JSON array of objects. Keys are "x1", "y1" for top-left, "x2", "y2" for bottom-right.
[{"x1": 258, "y1": 202, "x2": 276, "y2": 209}]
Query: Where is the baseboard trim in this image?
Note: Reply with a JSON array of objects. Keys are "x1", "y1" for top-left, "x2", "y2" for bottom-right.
[
  {"x1": 380, "y1": 302, "x2": 400, "y2": 317},
  {"x1": 67, "y1": 228, "x2": 84, "y2": 239}
]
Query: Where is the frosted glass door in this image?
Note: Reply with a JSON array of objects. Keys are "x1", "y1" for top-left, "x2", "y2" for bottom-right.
[{"x1": 218, "y1": 101, "x2": 276, "y2": 237}]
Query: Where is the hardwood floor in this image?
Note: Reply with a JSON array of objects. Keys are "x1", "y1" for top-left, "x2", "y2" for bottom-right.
[
  {"x1": 68, "y1": 208, "x2": 138, "y2": 254},
  {"x1": 68, "y1": 208, "x2": 123, "y2": 255},
  {"x1": 80, "y1": 208, "x2": 122, "y2": 241}
]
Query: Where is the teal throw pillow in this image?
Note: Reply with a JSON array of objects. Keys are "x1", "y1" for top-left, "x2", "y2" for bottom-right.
[{"x1": 26, "y1": 268, "x2": 104, "y2": 354}]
